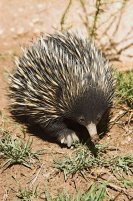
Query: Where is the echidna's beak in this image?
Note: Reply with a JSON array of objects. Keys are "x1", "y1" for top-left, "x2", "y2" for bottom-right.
[{"x1": 86, "y1": 122, "x2": 99, "y2": 144}]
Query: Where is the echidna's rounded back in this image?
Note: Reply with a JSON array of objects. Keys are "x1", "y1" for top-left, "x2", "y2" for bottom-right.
[{"x1": 9, "y1": 32, "x2": 114, "y2": 125}]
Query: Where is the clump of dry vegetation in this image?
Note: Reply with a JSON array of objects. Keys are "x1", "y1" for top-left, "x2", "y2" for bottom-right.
[{"x1": 60, "y1": 0, "x2": 133, "y2": 62}]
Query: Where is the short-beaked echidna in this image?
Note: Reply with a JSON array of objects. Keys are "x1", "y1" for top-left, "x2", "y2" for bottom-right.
[{"x1": 9, "y1": 32, "x2": 114, "y2": 147}]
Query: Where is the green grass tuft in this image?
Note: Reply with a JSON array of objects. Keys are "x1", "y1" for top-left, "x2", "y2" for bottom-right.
[
  {"x1": 115, "y1": 70, "x2": 133, "y2": 108},
  {"x1": 54, "y1": 144, "x2": 107, "y2": 180},
  {"x1": 16, "y1": 186, "x2": 38, "y2": 201},
  {"x1": 55, "y1": 143, "x2": 133, "y2": 180},
  {"x1": 81, "y1": 182, "x2": 107, "y2": 201},
  {"x1": 0, "y1": 132, "x2": 41, "y2": 169},
  {"x1": 45, "y1": 182, "x2": 108, "y2": 201},
  {"x1": 121, "y1": 178, "x2": 133, "y2": 189},
  {"x1": 109, "y1": 155, "x2": 133, "y2": 174},
  {"x1": 55, "y1": 144, "x2": 96, "y2": 180}
]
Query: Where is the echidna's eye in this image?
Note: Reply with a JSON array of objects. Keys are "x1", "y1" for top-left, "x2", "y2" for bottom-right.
[{"x1": 79, "y1": 116, "x2": 85, "y2": 124}]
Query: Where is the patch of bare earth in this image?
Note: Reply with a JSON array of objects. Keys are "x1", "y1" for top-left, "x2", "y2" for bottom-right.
[{"x1": 0, "y1": 0, "x2": 132, "y2": 200}]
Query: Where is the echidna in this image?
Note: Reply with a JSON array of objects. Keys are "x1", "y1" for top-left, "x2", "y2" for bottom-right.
[{"x1": 9, "y1": 32, "x2": 114, "y2": 147}]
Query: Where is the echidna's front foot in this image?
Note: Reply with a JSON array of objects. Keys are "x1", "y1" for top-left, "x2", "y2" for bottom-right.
[{"x1": 59, "y1": 131, "x2": 79, "y2": 147}]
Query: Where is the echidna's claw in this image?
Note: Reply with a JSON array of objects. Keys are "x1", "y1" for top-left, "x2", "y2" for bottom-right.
[
  {"x1": 72, "y1": 133, "x2": 79, "y2": 143},
  {"x1": 60, "y1": 132, "x2": 79, "y2": 148},
  {"x1": 66, "y1": 134, "x2": 73, "y2": 147}
]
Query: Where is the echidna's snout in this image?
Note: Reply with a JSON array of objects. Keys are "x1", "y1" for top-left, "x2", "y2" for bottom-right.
[{"x1": 86, "y1": 122, "x2": 99, "y2": 144}]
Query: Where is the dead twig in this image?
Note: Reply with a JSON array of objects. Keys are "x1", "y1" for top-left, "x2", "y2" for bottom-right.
[
  {"x1": 90, "y1": 0, "x2": 103, "y2": 39},
  {"x1": 29, "y1": 163, "x2": 44, "y2": 186},
  {"x1": 60, "y1": 0, "x2": 72, "y2": 31}
]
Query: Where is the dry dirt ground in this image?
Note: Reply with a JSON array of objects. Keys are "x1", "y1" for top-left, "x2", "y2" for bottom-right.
[{"x1": 0, "y1": 0, "x2": 133, "y2": 200}]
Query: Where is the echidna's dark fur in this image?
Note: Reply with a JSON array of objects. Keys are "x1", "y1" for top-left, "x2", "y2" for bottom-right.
[{"x1": 9, "y1": 32, "x2": 114, "y2": 147}]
